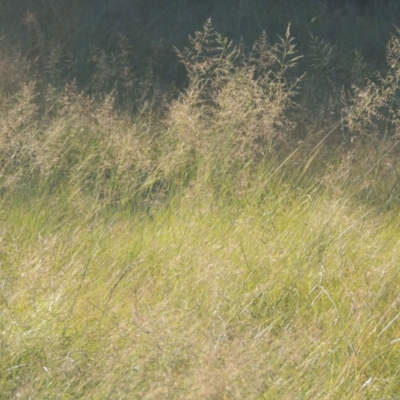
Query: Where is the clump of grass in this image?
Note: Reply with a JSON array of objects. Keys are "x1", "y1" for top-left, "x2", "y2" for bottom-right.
[
  {"x1": 345, "y1": 28, "x2": 400, "y2": 138},
  {"x1": 0, "y1": 78, "x2": 172, "y2": 209},
  {"x1": 172, "y1": 20, "x2": 302, "y2": 147},
  {"x1": 328, "y1": 28, "x2": 400, "y2": 207},
  {"x1": 169, "y1": 20, "x2": 303, "y2": 198}
]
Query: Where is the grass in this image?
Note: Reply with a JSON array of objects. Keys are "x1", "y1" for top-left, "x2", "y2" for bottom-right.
[
  {"x1": 1, "y1": 169, "x2": 400, "y2": 398},
  {"x1": 1, "y1": 16, "x2": 400, "y2": 400}
]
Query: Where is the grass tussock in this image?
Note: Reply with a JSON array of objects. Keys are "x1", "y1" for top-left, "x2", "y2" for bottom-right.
[{"x1": 1, "y1": 18, "x2": 400, "y2": 399}]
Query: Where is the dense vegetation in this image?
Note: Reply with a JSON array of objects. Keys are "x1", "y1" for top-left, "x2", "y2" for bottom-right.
[{"x1": 1, "y1": 1, "x2": 400, "y2": 398}]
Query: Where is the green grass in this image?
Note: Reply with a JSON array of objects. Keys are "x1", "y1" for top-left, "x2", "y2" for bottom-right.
[
  {"x1": 1, "y1": 162, "x2": 400, "y2": 398},
  {"x1": 2, "y1": 15, "x2": 400, "y2": 400}
]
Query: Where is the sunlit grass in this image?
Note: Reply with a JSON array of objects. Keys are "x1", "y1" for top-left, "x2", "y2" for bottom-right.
[
  {"x1": 1, "y1": 160, "x2": 400, "y2": 398},
  {"x1": 2, "y1": 18, "x2": 400, "y2": 400}
]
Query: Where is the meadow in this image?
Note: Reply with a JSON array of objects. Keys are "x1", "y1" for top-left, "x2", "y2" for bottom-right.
[{"x1": 1, "y1": 2, "x2": 400, "y2": 398}]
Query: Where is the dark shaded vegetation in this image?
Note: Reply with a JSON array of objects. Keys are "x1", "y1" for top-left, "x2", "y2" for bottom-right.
[
  {"x1": 0, "y1": 0, "x2": 398, "y2": 133},
  {"x1": 1, "y1": 0, "x2": 398, "y2": 88}
]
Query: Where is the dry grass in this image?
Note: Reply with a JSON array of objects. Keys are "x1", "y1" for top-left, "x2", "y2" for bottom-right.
[
  {"x1": 2, "y1": 184, "x2": 400, "y2": 398},
  {"x1": 1, "y1": 18, "x2": 400, "y2": 400}
]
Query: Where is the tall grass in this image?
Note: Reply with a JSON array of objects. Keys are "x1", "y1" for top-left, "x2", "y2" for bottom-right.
[{"x1": 1, "y1": 19, "x2": 400, "y2": 399}]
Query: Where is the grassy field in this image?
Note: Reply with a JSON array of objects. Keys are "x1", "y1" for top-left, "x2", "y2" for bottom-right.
[
  {"x1": 1, "y1": 10, "x2": 400, "y2": 399},
  {"x1": 2, "y1": 138, "x2": 400, "y2": 398}
]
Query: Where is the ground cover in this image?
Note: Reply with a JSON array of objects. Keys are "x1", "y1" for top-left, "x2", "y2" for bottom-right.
[{"x1": 1, "y1": 13, "x2": 400, "y2": 399}]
